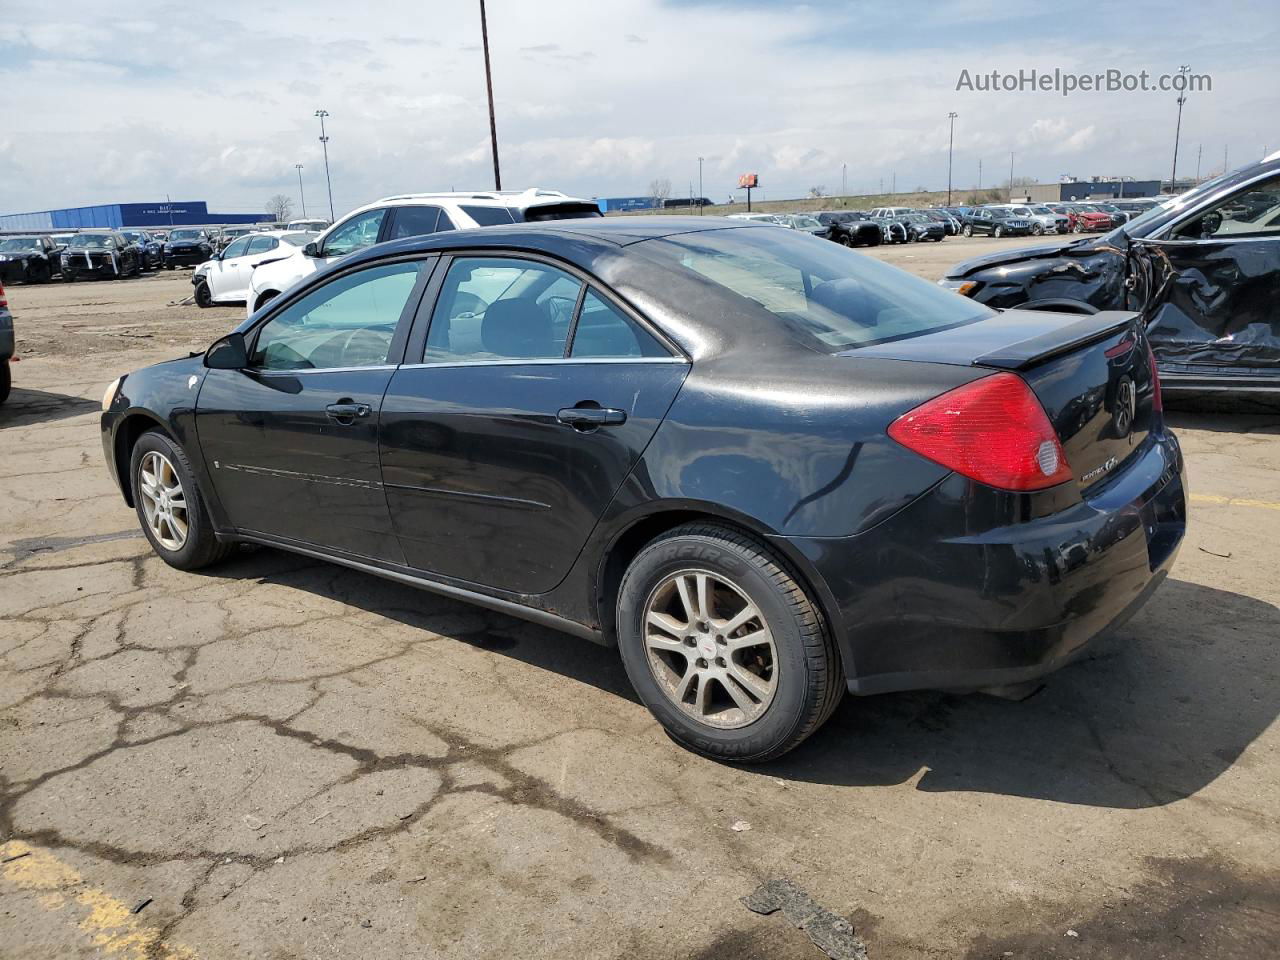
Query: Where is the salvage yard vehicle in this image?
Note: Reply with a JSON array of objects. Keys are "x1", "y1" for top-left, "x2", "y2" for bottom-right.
[
  {"x1": 192, "y1": 230, "x2": 316, "y2": 307},
  {"x1": 286, "y1": 218, "x2": 331, "y2": 232},
  {"x1": 0, "y1": 279, "x2": 11, "y2": 403},
  {"x1": 1058, "y1": 203, "x2": 1113, "y2": 232},
  {"x1": 961, "y1": 208, "x2": 1033, "y2": 237},
  {"x1": 814, "y1": 211, "x2": 883, "y2": 247},
  {"x1": 120, "y1": 230, "x2": 163, "y2": 271},
  {"x1": 61, "y1": 232, "x2": 141, "y2": 280},
  {"x1": 0, "y1": 235, "x2": 64, "y2": 283},
  {"x1": 101, "y1": 217, "x2": 1186, "y2": 761},
  {"x1": 940, "y1": 152, "x2": 1280, "y2": 394},
  {"x1": 988, "y1": 204, "x2": 1070, "y2": 236},
  {"x1": 246, "y1": 188, "x2": 601, "y2": 315},
  {"x1": 162, "y1": 228, "x2": 215, "y2": 268},
  {"x1": 215, "y1": 226, "x2": 254, "y2": 252},
  {"x1": 901, "y1": 213, "x2": 947, "y2": 242},
  {"x1": 777, "y1": 214, "x2": 828, "y2": 236}
]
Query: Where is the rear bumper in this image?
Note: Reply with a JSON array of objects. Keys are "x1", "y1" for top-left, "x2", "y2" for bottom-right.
[
  {"x1": 784, "y1": 431, "x2": 1187, "y2": 695},
  {"x1": 164, "y1": 250, "x2": 207, "y2": 266}
]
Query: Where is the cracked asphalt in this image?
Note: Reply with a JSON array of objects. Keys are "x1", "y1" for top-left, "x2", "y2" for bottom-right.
[{"x1": 2, "y1": 246, "x2": 1279, "y2": 960}]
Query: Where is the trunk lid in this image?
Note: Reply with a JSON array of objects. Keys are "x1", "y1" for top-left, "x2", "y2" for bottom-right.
[{"x1": 856, "y1": 309, "x2": 1158, "y2": 492}]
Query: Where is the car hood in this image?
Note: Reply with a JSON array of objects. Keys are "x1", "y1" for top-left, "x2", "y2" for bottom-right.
[{"x1": 945, "y1": 238, "x2": 1099, "y2": 278}]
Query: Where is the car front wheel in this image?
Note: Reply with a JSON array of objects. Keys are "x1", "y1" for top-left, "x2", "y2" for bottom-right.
[
  {"x1": 616, "y1": 523, "x2": 843, "y2": 762},
  {"x1": 130, "y1": 430, "x2": 234, "y2": 570},
  {"x1": 962, "y1": 225, "x2": 972, "y2": 237},
  {"x1": 194, "y1": 281, "x2": 213, "y2": 308},
  {"x1": 1030, "y1": 223, "x2": 1043, "y2": 235},
  {"x1": 993, "y1": 225, "x2": 1003, "y2": 238}
]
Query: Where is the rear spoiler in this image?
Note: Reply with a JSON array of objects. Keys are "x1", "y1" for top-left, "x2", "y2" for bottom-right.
[{"x1": 975, "y1": 310, "x2": 1138, "y2": 371}]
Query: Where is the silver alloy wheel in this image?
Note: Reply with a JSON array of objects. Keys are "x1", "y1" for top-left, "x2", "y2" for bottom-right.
[
  {"x1": 138, "y1": 450, "x2": 189, "y2": 551},
  {"x1": 643, "y1": 569, "x2": 778, "y2": 729}
]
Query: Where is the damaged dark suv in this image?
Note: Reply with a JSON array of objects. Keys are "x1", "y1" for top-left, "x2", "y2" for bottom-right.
[{"x1": 941, "y1": 152, "x2": 1280, "y2": 394}]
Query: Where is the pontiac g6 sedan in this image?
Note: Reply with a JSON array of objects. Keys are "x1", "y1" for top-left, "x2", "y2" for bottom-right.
[{"x1": 101, "y1": 218, "x2": 1187, "y2": 761}]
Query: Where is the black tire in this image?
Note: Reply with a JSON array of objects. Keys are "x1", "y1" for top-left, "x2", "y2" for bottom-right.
[
  {"x1": 865, "y1": 231, "x2": 881, "y2": 247},
  {"x1": 993, "y1": 225, "x2": 1003, "y2": 238},
  {"x1": 962, "y1": 225, "x2": 972, "y2": 237},
  {"x1": 1030, "y1": 223, "x2": 1043, "y2": 236},
  {"x1": 0, "y1": 362, "x2": 10, "y2": 405},
  {"x1": 839, "y1": 235, "x2": 853, "y2": 247},
  {"x1": 29, "y1": 261, "x2": 52, "y2": 283},
  {"x1": 129, "y1": 430, "x2": 235, "y2": 570},
  {"x1": 615, "y1": 523, "x2": 843, "y2": 762},
  {"x1": 253, "y1": 291, "x2": 278, "y2": 312},
  {"x1": 194, "y1": 281, "x2": 213, "y2": 308}
]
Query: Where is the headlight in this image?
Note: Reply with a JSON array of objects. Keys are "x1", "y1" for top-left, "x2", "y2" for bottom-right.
[
  {"x1": 937, "y1": 279, "x2": 978, "y2": 296},
  {"x1": 102, "y1": 376, "x2": 123, "y2": 411}
]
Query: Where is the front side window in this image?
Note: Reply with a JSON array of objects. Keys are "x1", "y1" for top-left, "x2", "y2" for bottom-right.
[
  {"x1": 640, "y1": 227, "x2": 992, "y2": 352},
  {"x1": 1175, "y1": 173, "x2": 1280, "y2": 239},
  {"x1": 221, "y1": 237, "x2": 253, "y2": 259},
  {"x1": 320, "y1": 209, "x2": 387, "y2": 257},
  {"x1": 251, "y1": 261, "x2": 424, "y2": 371},
  {"x1": 246, "y1": 236, "x2": 278, "y2": 255},
  {"x1": 424, "y1": 257, "x2": 582, "y2": 361}
]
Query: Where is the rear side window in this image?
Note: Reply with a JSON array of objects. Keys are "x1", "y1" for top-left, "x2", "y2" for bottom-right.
[
  {"x1": 460, "y1": 205, "x2": 515, "y2": 226},
  {"x1": 570, "y1": 291, "x2": 667, "y2": 359},
  {"x1": 641, "y1": 227, "x2": 992, "y2": 352},
  {"x1": 389, "y1": 205, "x2": 441, "y2": 239}
]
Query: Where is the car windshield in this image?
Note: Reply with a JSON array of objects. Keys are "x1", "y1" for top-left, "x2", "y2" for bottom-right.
[
  {"x1": 790, "y1": 216, "x2": 822, "y2": 229},
  {"x1": 120, "y1": 232, "x2": 143, "y2": 242},
  {"x1": 0, "y1": 237, "x2": 41, "y2": 251},
  {"x1": 640, "y1": 226, "x2": 992, "y2": 352},
  {"x1": 69, "y1": 234, "x2": 113, "y2": 248},
  {"x1": 170, "y1": 230, "x2": 203, "y2": 240},
  {"x1": 281, "y1": 232, "x2": 316, "y2": 246},
  {"x1": 1030, "y1": 206, "x2": 1054, "y2": 214}
]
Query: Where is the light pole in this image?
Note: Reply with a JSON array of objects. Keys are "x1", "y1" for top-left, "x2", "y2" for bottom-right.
[
  {"x1": 1008, "y1": 151, "x2": 1015, "y2": 202},
  {"x1": 946, "y1": 111, "x2": 958, "y2": 205},
  {"x1": 978, "y1": 158, "x2": 982, "y2": 191},
  {"x1": 479, "y1": 0, "x2": 502, "y2": 190},
  {"x1": 697, "y1": 156, "x2": 704, "y2": 214},
  {"x1": 295, "y1": 164, "x2": 306, "y2": 218},
  {"x1": 315, "y1": 110, "x2": 335, "y2": 221},
  {"x1": 842, "y1": 162, "x2": 847, "y2": 195},
  {"x1": 1170, "y1": 64, "x2": 1190, "y2": 192}
]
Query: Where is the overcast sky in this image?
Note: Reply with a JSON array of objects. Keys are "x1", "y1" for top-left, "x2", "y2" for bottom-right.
[{"x1": 2, "y1": 0, "x2": 1276, "y2": 217}]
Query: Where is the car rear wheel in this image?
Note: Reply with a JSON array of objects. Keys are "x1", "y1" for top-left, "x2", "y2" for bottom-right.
[
  {"x1": 0, "y1": 362, "x2": 10, "y2": 405},
  {"x1": 616, "y1": 523, "x2": 842, "y2": 762},
  {"x1": 962, "y1": 225, "x2": 973, "y2": 237},
  {"x1": 840, "y1": 235, "x2": 854, "y2": 247},
  {"x1": 194, "y1": 281, "x2": 213, "y2": 308},
  {"x1": 130, "y1": 430, "x2": 235, "y2": 570},
  {"x1": 253, "y1": 291, "x2": 278, "y2": 312}
]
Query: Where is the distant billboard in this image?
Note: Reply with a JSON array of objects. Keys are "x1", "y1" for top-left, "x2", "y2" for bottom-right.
[{"x1": 738, "y1": 173, "x2": 759, "y2": 189}]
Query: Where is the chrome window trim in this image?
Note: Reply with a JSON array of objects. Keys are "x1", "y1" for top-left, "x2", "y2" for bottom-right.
[
  {"x1": 254, "y1": 364, "x2": 400, "y2": 376},
  {"x1": 398, "y1": 356, "x2": 688, "y2": 371}
]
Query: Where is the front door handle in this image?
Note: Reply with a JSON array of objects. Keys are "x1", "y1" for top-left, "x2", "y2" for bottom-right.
[
  {"x1": 557, "y1": 406, "x2": 627, "y2": 429},
  {"x1": 325, "y1": 401, "x2": 371, "y2": 423}
]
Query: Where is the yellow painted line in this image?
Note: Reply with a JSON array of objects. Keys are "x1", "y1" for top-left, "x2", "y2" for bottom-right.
[
  {"x1": 0, "y1": 841, "x2": 197, "y2": 960},
  {"x1": 1191, "y1": 493, "x2": 1280, "y2": 512}
]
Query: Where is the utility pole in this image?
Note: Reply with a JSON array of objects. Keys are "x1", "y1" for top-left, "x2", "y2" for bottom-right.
[
  {"x1": 1195, "y1": 144, "x2": 1202, "y2": 183},
  {"x1": 1170, "y1": 64, "x2": 1190, "y2": 192},
  {"x1": 295, "y1": 164, "x2": 306, "y2": 218},
  {"x1": 479, "y1": 0, "x2": 502, "y2": 190},
  {"x1": 891, "y1": 171, "x2": 896, "y2": 194},
  {"x1": 315, "y1": 110, "x2": 335, "y2": 221},
  {"x1": 1223, "y1": 144, "x2": 1228, "y2": 176},
  {"x1": 1008, "y1": 151, "x2": 1015, "y2": 201},
  {"x1": 978, "y1": 158, "x2": 982, "y2": 191},
  {"x1": 842, "y1": 162, "x2": 847, "y2": 195},
  {"x1": 698, "y1": 156, "x2": 704, "y2": 214},
  {"x1": 946, "y1": 111, "x2": 958, "y2": 205}
]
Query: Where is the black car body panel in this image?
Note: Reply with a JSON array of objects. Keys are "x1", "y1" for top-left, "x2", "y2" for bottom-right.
[
  {"x1": 0, "y1": 235, "x2": 63, "y2": 283},
  {"x1": 163, "y1": 230, "x2": 215, "y2": 267},
  {"x1": 61, "y1": 232, "x2": 140, "y2": 280},
  {"x1": 944, "y1": 155, "x2": 1280, "y2": 391},
  {"x1": 814, "y1": 211, "x2": 882, "y2": 247},
  {"x1": 103, "y1": 217, "x2": 1186, "y2": 696}
]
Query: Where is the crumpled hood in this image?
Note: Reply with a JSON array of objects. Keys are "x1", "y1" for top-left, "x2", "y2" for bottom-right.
[{"x1": 945, "y1": 238, "x2": 1096, "y2": 278}]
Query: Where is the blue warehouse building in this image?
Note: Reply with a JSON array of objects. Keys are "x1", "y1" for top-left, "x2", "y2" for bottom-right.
[{"x1": 0, "y1": 201, "x2": 266, "y2": 232}]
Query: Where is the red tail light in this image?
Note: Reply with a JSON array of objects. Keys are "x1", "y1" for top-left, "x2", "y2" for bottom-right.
[
  {"x1": 888, "y1": 373, "x2": 1072, "y2": 491},
  {"x1": 1148, "y1": 347, "x2": 1163, "y2": 413}
]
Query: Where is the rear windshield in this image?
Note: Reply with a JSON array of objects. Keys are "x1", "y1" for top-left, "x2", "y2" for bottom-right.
[{"x1": 641, "y1": 226, "x2": 992, "y2": 352}]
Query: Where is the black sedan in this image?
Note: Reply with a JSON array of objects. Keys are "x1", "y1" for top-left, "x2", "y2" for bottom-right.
[
  {"x1": 101, "y1": 218, "x2": 1186, "y2": 761},
  {"x1": 902, "y1": 213, "x2": 947, "y2": 242},
  {"x1": 61, "y1": 232, "x2": 141, "y2": 280},
  {"x1": 163, "y1": 228, "x2": 215, "y2": 268},
  {"x1": 0, "y1": 235, "x2": 63, "y2": 283},
  {"x1": 940, "y1": 153, "x2": 1280, "y2": 394},
  {"x1": 814, "y1": 211, "x2": 883, "y2": 247}
]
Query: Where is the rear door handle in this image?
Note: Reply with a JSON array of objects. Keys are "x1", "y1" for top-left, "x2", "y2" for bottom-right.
[
  {"x1": 557, "y1": 406, "x2": 627, "y2": 428},
  {"x1": 325, "y1": 401, "x2": 371, "y2": 423}
]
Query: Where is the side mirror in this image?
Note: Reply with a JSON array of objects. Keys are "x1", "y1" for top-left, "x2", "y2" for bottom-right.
[
  {"x1": 205, "y1": 332, "x2": 248, "y2": 370},
  {"x1": 303, "y1": 241, "x2": 320, "y2": 258}
]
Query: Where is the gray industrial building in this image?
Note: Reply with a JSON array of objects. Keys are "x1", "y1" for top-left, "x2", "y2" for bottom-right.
[{"x1": 1023, "y1": 179, "x2": 1164, "y2": 203}]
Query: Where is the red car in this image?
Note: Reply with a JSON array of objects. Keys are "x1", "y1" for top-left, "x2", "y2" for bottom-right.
[{"x1": 1054, "y1": 203, "x2": 1113, "y2": 232}]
